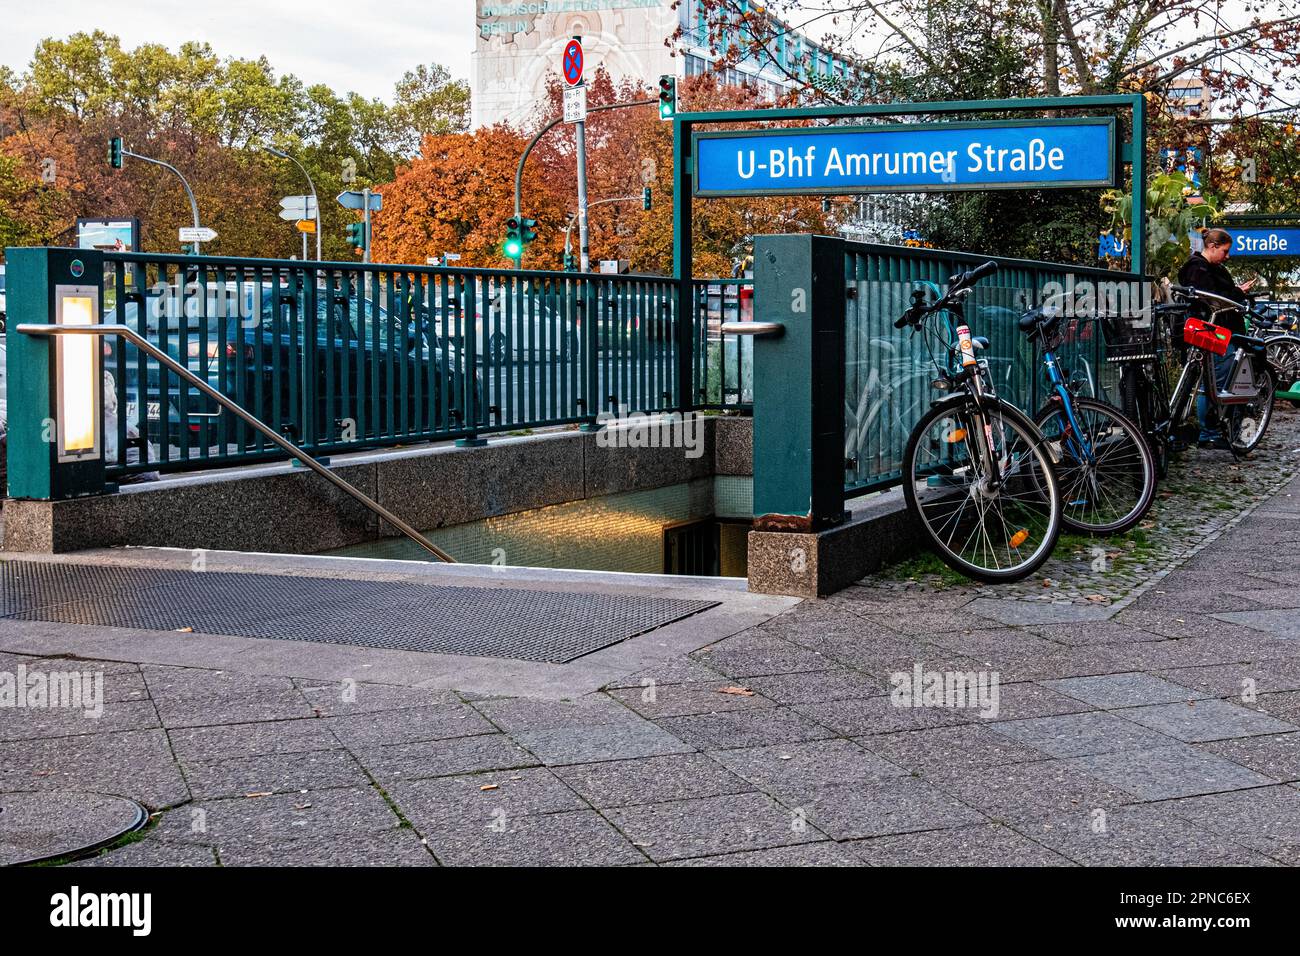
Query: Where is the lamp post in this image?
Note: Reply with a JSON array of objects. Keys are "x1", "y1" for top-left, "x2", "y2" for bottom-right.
[{"x1": 263, "y1": 145, "x2": 321, "y2": 262}]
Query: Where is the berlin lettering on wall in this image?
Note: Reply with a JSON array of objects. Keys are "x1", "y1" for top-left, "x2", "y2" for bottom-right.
[
  {"x1": 692, "y1": 118, "x2": 1118, "y2": 196},
  {"x1": 478, "y1": 0, "x2": 661, "y2": 36},
  {"x1": 1229, "y1": 227, "x2": 1300, "y2": 257}
]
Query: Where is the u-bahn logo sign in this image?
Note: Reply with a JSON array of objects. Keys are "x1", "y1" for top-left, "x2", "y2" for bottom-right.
[
  {"x1": 692, "y1": 118, "x2": 1118, "y2": 196},
  {"x1": 562, "y1": 39, "x2": 583, "y2": 86}
]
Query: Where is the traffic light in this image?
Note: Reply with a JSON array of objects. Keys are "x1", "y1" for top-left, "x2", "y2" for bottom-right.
[
  {"x1": 346, "y1": 221, "x2": 369, "y2": 254},
  {"x1": 657, "y1": 75, "x2": 676, "y2": 120},
  {"x1": 643, "y1": 187, "x2": 652, "y2": 210},
  {"x1": 108, "y1": 136, "x2": 123, "y2": 169},
  {"x1": 503, "y1": 216, "x2": 523, "y2": 258},
  {"x1": 563, "y1": 252, "x2": 577, "y2": 272},
  {"x1": 521, "y1": 217, "x2": 537, "y2": 245}
]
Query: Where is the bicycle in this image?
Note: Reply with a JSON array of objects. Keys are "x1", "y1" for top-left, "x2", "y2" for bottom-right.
[
  {"x1": 1243, "y1": 308, "x2": 1300, "y2": 408},
  {"x1": 894, "y1": 261, "x2": 1063, "y2": 583},
  {"x1": 1117, "y1": 285, "x2": 1276, "y2": 464},
  {"x1": 1020, "y1": 299, "x2": 1156, "y2": 535}
]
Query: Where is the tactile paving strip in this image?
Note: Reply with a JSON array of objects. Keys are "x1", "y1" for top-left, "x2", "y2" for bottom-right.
[{"x1": 0, "y1": 560, "x2": 717, "y2": 664}]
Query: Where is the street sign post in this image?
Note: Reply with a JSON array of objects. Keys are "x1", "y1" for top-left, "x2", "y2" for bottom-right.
[
  {"x1": 563, "y1": 84, "x2": 587, "y2": 124},
  {"x1": 337, "y1": 189, "x2": 381, "y2": 263},
  {"x1": 562, "y1": 38, "x2": 583, "y2": 86},
  {"x1": 278, "y1": 195, "x2": 317, "y2": 220},
  {"x1": 178, "y1": 227, "x2": 218, "y2": 243}
]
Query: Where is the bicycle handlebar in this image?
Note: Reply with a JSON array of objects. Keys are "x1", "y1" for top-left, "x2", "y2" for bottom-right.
[{"x1": 894, "y1": 260, "x2": 1000, "y2": 330}]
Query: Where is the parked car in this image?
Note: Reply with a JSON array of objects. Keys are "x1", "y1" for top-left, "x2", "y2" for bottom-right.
[{"x1": 105, "y1": 281, "x2": 480, "y2": 457}]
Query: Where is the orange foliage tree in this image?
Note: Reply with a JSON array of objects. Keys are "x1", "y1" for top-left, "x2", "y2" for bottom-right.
[{"x1": 369, "y1": 125, "x2": 568, "y2": 268}]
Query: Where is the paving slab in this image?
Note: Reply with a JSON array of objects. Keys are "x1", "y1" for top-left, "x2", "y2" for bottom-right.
[
  {"x1": 988, "y1": 711, "x2": 1177, "y2": 759},
  {"x1": 1155, "y1": 659, "x2": 1300, "y2": 698},
  {"x1": 0, "y1": 728, "x2": 190, "y2": 808},
  {"x1": 604, "y1": 681, "x2": 777, "y2": 719},
  {"x1": 215, "y1": 826, "x2": 438, "y2": 867},
  {"x1": 966, "y1": 599, "x2": 1113, "y2": 627},
  {"x1": 351, "y1": 734, "x2": 540, "y2": 784},
  {"x1": 293, "y1": 679, "x2": 464, "y2": 716},
  {"x1": 1198, "y1": 733, "x2": 1300, "y2": 784},
  {"x1": 655, "y1": 707, "x2": 837, "y2": 750},
  {"x1": 1015, "y1": 804, "x2": 1276, "y2": 866},
  {"x1": 168, "y1": 718, "x2": 337, "y2": 762},
  {"x1": 513, "y1": 720, "x2": 693, "y2": 766},
  {"x1": 739, "y1": 668, "x2": 889, "y2": 705},
  {"x1": 792, "y1": 696, "x2": 973, "y2": 736},
  {"x1": 1042, "y1": 673, "x2": 1211, "y2": 709},
  {"x1": 790, "y1": 776, "x2": 987, "y2": 840},
  {"x1": 848, "y1": 823, "x2": 1072, "y2": 866},
  {"x1": 663, "y1": 842, "x2": 863, "y2": 867},
  {"x1": 606, "y1": 792, "x2": 827, "y2": 863},
  {"x1": 554, "y1": 753, "x2": 752, "y2": 809},
  {"x1": 324, "y1": 704, "x2": 498, "y2": 747},
  {"x1": 921, "y1": 760, "x2": 1135, "y2": 823},
  {"x1": 1064, "y1": 744, "x2": 1274, "y2": 801},
  {"x1": 708, "y1": 739, "x2": 906, "y2": 796},
  {"x1": 385, "y1": 767, "x2": 587, "y2": 830},
  {"x1": 1162, "y1": 785, "x2": 1300, "y2": 857},
  {"x1": 690, "y1": 633, "x2": 833, "y2": 678},
  {"x1": 420, "y1": 809, "x2": 644, "y2": 867},
  {"x1": 181, "y1": 747, "x2": 370, "y2": 799},
  {"x1": 857, "y1": 724, "x2": 1048, "y2": 774},
  {"x1": 0, "y1": 699, "x2": 160, "y2": 742},
  {"x1": 1215, "y1": 609, "x2": 1300, "y2": 639},
  {"x1": 1115, "y1": 698, "x2": 1297, "y2": 742},
  {"x1": 74, "y1": 836, "x2": 219, "y2": 867}
]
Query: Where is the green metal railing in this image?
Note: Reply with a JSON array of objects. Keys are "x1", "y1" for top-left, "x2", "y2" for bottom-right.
[
  {"x1": 842, "y1": 241, "x2": 1139, "y2": 495},
  {"x1": 96, "y1": 252, "x2": 687, "y2": 475},
  {"x1": 693, "y1": 278, "x2": 753, "y2": 409}
]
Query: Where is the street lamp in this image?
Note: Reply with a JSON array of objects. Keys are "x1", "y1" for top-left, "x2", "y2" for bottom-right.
[{"x1": 262, "y1": 145, "x2": 321, "y2": 262}]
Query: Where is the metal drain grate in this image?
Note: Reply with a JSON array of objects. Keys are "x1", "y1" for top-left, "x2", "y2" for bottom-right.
[{"x1": 0, "y1": 561, "x2": 717, "y2": 664}]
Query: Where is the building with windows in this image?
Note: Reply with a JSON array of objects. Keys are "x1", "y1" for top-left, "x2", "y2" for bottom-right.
[{"x1": 471, "y1": 0, "x2": 855, "y2": 129}]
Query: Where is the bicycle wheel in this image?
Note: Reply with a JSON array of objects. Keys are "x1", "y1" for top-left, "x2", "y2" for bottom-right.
[
  {"x1": 1119, "y1": 365, "x2": 1168, "y2": 480},
  {"x1": 1265, "y1": 335, "x2": 1300, "y2": 407},
  {"x1": 1035, "y1": 396, "x2": 1156, "y2": 535},
  {"x1": 903, "y1": 394, "x2": 1063, "y2": 583},
  {"x1": 1226, "y1": 364, "x2": 1275, "y2": 455}
]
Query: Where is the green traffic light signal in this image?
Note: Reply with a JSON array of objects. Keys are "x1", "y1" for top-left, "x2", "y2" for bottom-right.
[
  {"x1": 108, "y1": 136, "x2": 123, "y2": 169},
  {"x1": 658, "y1": 75, "x2": 676, "y2": 120},
  {"x1": 643, "y1": 187, "x2": 652, "y2": 210},
  {"x1": 346, "y1": 221, "x2": 368, "y2": 252},
  {"x1": 504, "y1": 215, "x2": 523, "y2": 258}
]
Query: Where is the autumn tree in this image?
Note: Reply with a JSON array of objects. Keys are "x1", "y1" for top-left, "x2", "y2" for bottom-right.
[{"x1": 369, "y1": 125, "x2": 568, "y2": 268}]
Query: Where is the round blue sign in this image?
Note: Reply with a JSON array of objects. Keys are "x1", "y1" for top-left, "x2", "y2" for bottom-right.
[
  {"x1": 70, "y1": 259, "x2": 84, "y2": 278},
  {"x1": 563, "y1": 40, "x2": 583, "y2": 86}
]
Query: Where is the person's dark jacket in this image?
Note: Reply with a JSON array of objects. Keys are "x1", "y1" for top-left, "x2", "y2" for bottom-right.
[{"x1": 1177, "y1": 252, "x2": 1248, "y2": 334}]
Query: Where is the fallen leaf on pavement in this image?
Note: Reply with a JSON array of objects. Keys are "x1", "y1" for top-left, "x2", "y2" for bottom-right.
[{"x1": 717, "y1": 686, "x2": 754, "y2": 696}]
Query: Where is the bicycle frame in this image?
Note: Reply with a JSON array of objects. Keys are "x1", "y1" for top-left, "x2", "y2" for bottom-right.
[{"x1": 1040, "y1": 347, "x2": 1095, "y2": 465}]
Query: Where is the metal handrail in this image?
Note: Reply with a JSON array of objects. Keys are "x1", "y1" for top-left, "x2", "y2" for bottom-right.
[{"x1": 17, "y1": 322, "x2": 456, "y2": 563}]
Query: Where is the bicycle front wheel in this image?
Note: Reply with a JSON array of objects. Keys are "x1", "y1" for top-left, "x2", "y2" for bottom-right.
[
  {"x1": 903, "y1": 394, "x2": 1063, "y2": 583},
  {"x1": 1035, "y1": 396, "x2": 1156, "y2": 535}
]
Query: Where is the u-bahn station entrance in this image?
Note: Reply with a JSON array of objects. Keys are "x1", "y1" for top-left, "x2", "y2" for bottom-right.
[{"x1": 5, "y1": 88, "x2": 1300, "y2": 872}]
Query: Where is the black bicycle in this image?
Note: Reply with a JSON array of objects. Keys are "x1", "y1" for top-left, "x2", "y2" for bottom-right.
[
  {"x1": 894, "y1": 261, "x2": 1063, "y2": 582},
  {"x1": 1116, "y1": 285, "x2": 1276, "y2": 465}
]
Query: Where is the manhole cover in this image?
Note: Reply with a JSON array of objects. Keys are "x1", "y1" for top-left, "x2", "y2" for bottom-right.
[{"x1": 0, "y1": 791, "x2": 146, "y2": 865}]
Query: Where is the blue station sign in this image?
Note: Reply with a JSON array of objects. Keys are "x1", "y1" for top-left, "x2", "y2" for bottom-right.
[
  {"x1": 1228, "y1": 227, "x2": 1300, "y2": 258},
  {"x1": 692, "y1": 118, "x2": 1118, "y2": 197}
]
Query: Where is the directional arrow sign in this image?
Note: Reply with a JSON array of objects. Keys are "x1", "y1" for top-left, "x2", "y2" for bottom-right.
[
  {"x1": 336, "y1": 189, "x2": 381, "y2": 211},
  {"x1": 179, "y1": 226, "x2": 218, "y2": 242},
  {"x1": 279, "y1": 194, "x2": 317, "y2": 220}
]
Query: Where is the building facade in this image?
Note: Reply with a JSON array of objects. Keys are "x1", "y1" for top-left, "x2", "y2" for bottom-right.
[{"x1": 471, "y1": 0, "x2": 854, "y2": 129}]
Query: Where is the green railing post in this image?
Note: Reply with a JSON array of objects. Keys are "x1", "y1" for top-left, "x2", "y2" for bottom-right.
[
  {"x1": 673, "y1": 116, "x2": 695, "y2": 413},
  {"x1": 4, "y1": 246, "x2": 109, "y2": 500},
  {"x1": 751, "y1": 234, "x2": 847, "y2": 531}
]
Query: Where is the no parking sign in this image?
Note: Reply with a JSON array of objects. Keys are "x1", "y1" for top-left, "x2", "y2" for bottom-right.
[{"x1": 562, "y1": 39, "x2": 583, "y2": 86}]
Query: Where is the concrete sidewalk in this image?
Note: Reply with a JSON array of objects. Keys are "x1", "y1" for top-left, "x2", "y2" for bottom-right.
[{"x1": 3, "y1": 431, "x2": 1300, "y2": 866}]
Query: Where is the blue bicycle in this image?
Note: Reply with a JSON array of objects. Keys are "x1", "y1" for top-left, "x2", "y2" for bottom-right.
[{"x1": 1022, "y1": 301, "x2": 1156, "y2": 535}]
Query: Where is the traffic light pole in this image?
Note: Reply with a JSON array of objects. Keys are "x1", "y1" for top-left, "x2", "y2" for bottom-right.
[
  {"x1": 122, "y1": 148, "x2": 201, "y2": 254},
  {"x1": 575, "y1": 115, "x2": 590, "y2": 273},
  {"x1": 512, "y1": 98, "x2": 654, "y2": 268},
  {"x1": 363, "y1": 187, "x2": 372, "y2": 264}
]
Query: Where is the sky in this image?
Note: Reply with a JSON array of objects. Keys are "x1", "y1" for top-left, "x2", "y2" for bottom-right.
[{"x1": 0, "y1": 0, "x2": 479, "y2": 100}]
